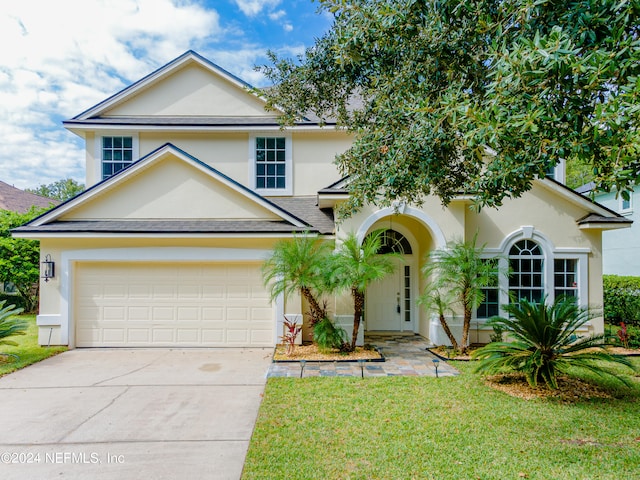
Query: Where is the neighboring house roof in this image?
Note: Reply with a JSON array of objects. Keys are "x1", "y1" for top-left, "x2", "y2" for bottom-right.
[
  {"x1": 13, "y1": 144, "x2": 334, "y2": 237},
  {"x1": 0, "y1": 181, "x2": 59, "y2": 213},
  {"x1": 575, "y1": 182, "x2": 596, "y2": 195}
]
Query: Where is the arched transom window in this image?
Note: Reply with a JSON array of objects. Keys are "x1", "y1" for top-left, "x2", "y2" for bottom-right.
[{"x1": 374, "y1": 229, "x2": 412, "y2": 255}]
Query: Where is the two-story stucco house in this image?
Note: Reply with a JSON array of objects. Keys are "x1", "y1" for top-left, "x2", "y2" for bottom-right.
[{"x1": 14, "y1": 51, "x2": 631, "y2": 348}]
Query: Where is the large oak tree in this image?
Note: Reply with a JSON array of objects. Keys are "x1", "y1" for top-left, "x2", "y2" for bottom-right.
[{"x1": 260, "y1": 0, "x2": 640, "y2": 213}]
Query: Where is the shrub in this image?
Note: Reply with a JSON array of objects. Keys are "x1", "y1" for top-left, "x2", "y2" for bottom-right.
[
  {"x1": 313, "y1": 317, "x2": 348, "y2": 353},
  {"x1": 603, "y1": 275, "x2": 640, "y2": 326},
  {"x1": 473, "y1": 296, "x2": 635, "y2": 389},
  {"x1": 0, "y1": 293, "x2": 27, "y2": 311},
  {"x1": 0, "y1": 300, "x2": 27, "y2": 347}
]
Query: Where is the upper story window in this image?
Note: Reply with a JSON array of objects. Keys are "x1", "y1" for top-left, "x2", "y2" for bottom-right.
[
  {"x1": 544, "y1": 159, "x2": 566, "y2": 184},
  {"x1": 250, "y1": 134, "x2": 292, "y2": 195},
  {"x1": 620, "y1": 193, "x2": 632, "y2": 214},
  {"x1": 101, "y1": 135, "x2": 136, "y2": 180}
]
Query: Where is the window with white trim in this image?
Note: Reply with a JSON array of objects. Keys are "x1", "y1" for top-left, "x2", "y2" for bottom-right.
[
  {"x1": 101, "y1": 136, "x2": 135, "y2": 180},
  {"x1": 620, "y1": 194, "x2": 632, "y2": 213},
  {"x1": 250, "y1": 134, "x2": 292, "y2": 195},
  {"x1": 554, "y1": 259, "x2": 578, "y2": 299},
  {"x1": 508, "y1": 240, "x2": 544, "y2": 303},
  {"x1": 476, "y1": 258, "x2": 499, "y2": 319}
]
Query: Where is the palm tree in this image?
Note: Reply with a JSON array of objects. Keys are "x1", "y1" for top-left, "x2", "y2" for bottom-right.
[
  {"x1": 417, "y1": 284, "x2": 458, "y2": 351},
  {"x1": 472, "y1": 296, "x2": 636, "y2": 389},
  {"x1": 262, "y1": 233, "x2": 332, "y2": 326},
  {"x1": 422, "y1": 235, "x2": 496, "y2": 353},
  {"x1": 0, "y1": 301, "x2": 27, "y2": 347},
  {"x1": 329, "y1": 230, "x2": 398, "y2": 351}
]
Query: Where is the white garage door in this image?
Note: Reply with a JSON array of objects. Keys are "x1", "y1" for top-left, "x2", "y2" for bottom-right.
[{"x1": 75, "y1": 262, "x2": 274, "y2": 347}]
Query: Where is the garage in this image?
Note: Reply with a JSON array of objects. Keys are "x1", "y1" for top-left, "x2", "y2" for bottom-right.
[{"x1": 74, "y1": 262, "x2": 274, "y2": 347}]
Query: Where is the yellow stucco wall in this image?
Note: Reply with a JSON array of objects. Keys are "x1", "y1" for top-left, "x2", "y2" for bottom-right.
[
  {"x1": 104, "y1": 63, "x2": 269, "y2": 117},
  {"x1": 62, "y1": 154, "x2": 281, "y2": 221}
]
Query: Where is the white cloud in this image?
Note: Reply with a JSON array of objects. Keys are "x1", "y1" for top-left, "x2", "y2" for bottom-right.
[
  {"x1": 233, "y1": 0, "x2": 281, "y2": 17},
  {"x1": 0, "y1": 0, "x2": 222, "y2": 189},
  {"x1": 268, "y1": 9, "x2": 286, "y2": 21}
]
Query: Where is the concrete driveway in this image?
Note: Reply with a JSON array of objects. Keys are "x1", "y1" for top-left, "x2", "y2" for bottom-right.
[{"x1": 0, "y1": 348, "x2": 272, "y2": 480}]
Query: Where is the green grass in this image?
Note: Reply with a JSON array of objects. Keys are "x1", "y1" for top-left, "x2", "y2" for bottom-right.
[
  {"x1": 0, "y1": 314, "x2": 67, "y2": 377},
  {"x1": 243, "y1": 360, "x2": 640, "y2": 480}
]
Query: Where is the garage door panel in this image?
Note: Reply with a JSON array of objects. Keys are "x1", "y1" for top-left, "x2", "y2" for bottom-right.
[
  {"x1": 128, "y1": 329, "x2": 150, "y2": 343},
  {"x1": 152, "y1": 306, "x2": 176, "y2": 321},
  {"x1": 75, "y1": 262, "x2": 273, "y2": 347},
  {"x1": 128, "y1": 306, "x2": 151, "y2": 321}
]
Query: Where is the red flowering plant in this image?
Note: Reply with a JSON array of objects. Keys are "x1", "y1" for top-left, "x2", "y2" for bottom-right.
[{"x1": 280, "y1": 316, "x2": 302, "y2": 356}]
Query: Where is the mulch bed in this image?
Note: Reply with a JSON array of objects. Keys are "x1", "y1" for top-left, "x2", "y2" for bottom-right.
[
  {"x1": 273, "y1": 344, "x2": 383, "y2": 362},
  {"x1": 483, "y1": 373, "x2": 619, "y2": 402}
]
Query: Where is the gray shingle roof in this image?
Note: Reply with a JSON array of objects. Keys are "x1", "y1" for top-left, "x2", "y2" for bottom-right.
[
  {"x1": 12, "y1": 197, "x2": 337, "y2": 236},
  {"x1": 269, "y1": 196, "x2": 335, "y2": 234},
  {"x1": 577, "y1": 214, "x2": 632, "y2": 225},
  {"x1": 12, "y1": 219, "x2": 311, "y2": 235}
]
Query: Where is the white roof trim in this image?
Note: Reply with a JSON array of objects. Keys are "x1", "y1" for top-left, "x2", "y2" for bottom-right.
[
  {"x1": 73, "y1": 51, "x2": 279, "y2": 120},
  {"x1": 28, "y1": 143, "x2": 309, "y2": 229},
  {"x1": 537, "y1": 178, "x2": 621, "y2": 218}
]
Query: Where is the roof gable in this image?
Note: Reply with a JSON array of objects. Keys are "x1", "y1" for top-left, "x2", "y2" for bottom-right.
[
  {"x1": 28, "y1": 144, "x2": 309, "y2": 228},
  {"x1": 73, "y1": 51, "x2": 274, "y2": 120}
]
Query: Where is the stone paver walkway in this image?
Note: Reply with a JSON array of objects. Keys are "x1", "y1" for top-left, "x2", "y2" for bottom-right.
[{"x1": 267, "y1": 334, "x2": 459, "y2": 378}]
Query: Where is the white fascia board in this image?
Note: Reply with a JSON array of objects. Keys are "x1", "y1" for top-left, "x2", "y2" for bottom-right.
[
  {"x1": 318, "y1": 194, "x2": 348, "y2": 209},
  {"x1": 27, "y1": 144, "x2": 308, "y2": 229},
  {"x1": 63, "y1": 123, "x2": 333, "y2": 133},
  {"x1": 13, "y1": 232, "x2": 327, "y2": 240},
  {"x1": 75, "y1": 52, "x2": 272, "y2": 120},
  {"x1": 537, "y1": 178, "x2": 618, "y2": 218},
  {"x1": 578, "y1": 222, "x2": 632, "y2": 231}
]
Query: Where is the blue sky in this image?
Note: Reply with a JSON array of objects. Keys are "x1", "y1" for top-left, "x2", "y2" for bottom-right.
[{"x1": 0, "y1": 0, "x2": 332, "y2": 189}]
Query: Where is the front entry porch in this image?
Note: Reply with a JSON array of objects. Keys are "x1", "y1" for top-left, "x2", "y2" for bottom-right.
[{"x1": 267, "y1": 334, "x2": 459, "y2": 377}]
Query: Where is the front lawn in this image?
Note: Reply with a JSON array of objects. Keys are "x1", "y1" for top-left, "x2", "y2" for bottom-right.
[
  {"x1": 243, "y1": 360, "x2": 640, "y2": 480},
  {"x1": 0, "y1": 314, "x2": 67, "y2": 377}
]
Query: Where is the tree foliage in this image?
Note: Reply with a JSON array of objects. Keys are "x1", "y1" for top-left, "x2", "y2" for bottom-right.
[
  {"x1": 260, "y1": 0, "x2": 640, "y2": 213},
  {"x1": 0, "y1": 208, "x2": 45, "y2": 313},
  {"x1": 26, "y1": 178, "x2": 84, "y2": 201}
]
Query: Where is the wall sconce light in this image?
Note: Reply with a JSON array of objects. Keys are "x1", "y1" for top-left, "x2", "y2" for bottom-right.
[{"x1": 42, "y1": 254, "x2": 55, "y2": 282}]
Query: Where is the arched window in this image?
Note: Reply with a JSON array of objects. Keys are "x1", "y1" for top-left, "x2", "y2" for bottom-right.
[
  {"x1": 374, "y1": 229, "x2": 412, "y2": 254},
  {"x1": 509, "y1": 239, "x2": 544, "y2": 303}
]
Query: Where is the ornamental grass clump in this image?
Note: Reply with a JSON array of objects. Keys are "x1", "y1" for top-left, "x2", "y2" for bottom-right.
[{"x1": 472, "y1": 296, "x2": 636, "y2": 389}]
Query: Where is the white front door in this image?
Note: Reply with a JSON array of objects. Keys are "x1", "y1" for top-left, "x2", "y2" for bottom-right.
[{"x1": 365, "y1": 260, "x2": 413, "y2": 332}]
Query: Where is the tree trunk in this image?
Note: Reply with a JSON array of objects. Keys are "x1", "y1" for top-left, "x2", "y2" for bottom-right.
[
  {"x1": 300, "y1": 286, "x2": 326, "y2": 326},
  {"x1": 351, "y1": 288, "x2": 364, "y2": 351},
  {"x1": 439, "y1": 313, "x2": 459, "y2": 352},
  {"x1": 460, "y1": 306, "x2": 472, "y2": 354}
]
